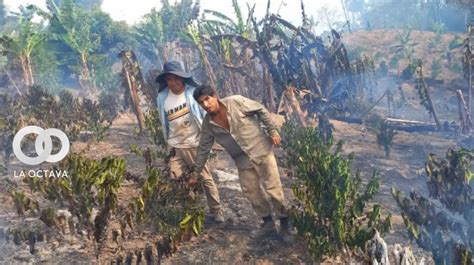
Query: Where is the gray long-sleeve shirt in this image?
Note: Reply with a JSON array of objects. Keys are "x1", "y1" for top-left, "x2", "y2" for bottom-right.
[{"x1": 194, "y1": 95, "x2": 279, "y2": 174}]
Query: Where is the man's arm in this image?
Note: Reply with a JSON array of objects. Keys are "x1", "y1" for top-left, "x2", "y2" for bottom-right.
[
  {"x1": 239, "y1": 96, "x2": 280, "y2": 139},
  {"x1": 193, "y1": 121, "x2": 215, "y2": 175}
]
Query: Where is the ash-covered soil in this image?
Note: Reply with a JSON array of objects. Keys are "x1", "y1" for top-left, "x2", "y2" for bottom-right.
[
  {"x1": 0, "y1": 29, "x2": 468, "y2": 264},
  {"x1": 1, "y1": 111, "x2": 462, "y2": 264}
]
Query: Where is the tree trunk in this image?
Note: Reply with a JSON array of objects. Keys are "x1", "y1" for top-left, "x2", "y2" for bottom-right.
[
  {"x1": 468, "y1": 41, "x2": 472, "y2": 125},
  {"x1": 124, "y1": 70, "x2": 146, "y2": 133},
  {"x1": 119, "y1": 50, "x2": 146, "y2": 133},
  {"x1": 79, "y1": 53, "x2": 89, "y2": 90},
  {"x1": 262, "y1": 63, "x2": 275, "y2": 112},
  {"x1": 200, "y1": 49, "x2": 217, "y2": 89},
  {"x1": 323, "y1": 7, "x2": 334, "y2": 30},
  {"x1": 26, "y1": 55, "x2": 34, "y2": 86},
  {"x1": 423, "y1": 82, "x2": 441, "y2": 129},
  {"x1": 385, "y1": 118, "x2": 438, "y2": 132},
  {"x1": 340, "y1": 0, "x2": 352, "y2": 33},
  {"x1": 79, "y1": 52, "x2": 96, "y2": 90},
  {"x1": 417, "y1": 63, "x2": 441, "y2": 129},
  {"x1": 468, "y1": 6, "x2": 474, "y2": 123},
  {"x1": 456, "y1": 89, "x2": 472, "y2": 133},
  {"x1": 19, "y1": 54, "x2": 32, "y2": 86},
  {"x1": 278, "y1": 86, "x2": 307, "y2": 127},
  {"x1": 458, "y1": 90, "x2": 465, "y2": 126}
]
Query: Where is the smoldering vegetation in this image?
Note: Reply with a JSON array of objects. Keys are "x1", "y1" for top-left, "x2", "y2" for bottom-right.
[{"x1": 0, "y1": 0, "x2": 472, "y2": 264}]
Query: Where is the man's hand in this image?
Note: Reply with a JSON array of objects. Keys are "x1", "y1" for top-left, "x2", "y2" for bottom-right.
[
  {"x1": 271, "y1": 134, "x2": 281, "y2": 146},
  {"x1": 187, "y1": 172, "x2": 199, "y2": 186},
  {"x1": 165, "y1": 147, "x2": 176, "y2": 162}
]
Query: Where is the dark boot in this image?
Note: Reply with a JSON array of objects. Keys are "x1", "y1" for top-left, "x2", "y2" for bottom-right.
[
  {"x1": 279, "y1": 217, "x2": 295, "y2": 243},
  {"x1": 211, "y1": 210, "x2": 225, "y2": 223},
  {"x1": 250, "y1": 216, "x2": 277, "y2": 239}
]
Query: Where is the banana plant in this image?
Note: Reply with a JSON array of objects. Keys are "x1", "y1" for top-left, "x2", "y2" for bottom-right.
[
  {"x1": 31, "y1": 0, "x2": 101, "y2": 90},
  {"x1": 133, "y1": 8, "x2": 165, "y2": 65},
  {"x1": 133, "y1": 0, "x2": 200, "y2": 65},
  {"x1": 0, "y1": 6, "x2": 45, "y2": 86},
  {"x1": 187, "y1": 24, "x2": 218, "y2": 89},
  {"x1": 202, "y1": 0, "x2": 254, "y2": 38}
]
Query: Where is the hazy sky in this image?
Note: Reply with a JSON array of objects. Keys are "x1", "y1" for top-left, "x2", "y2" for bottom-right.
[{"x1": 5, "y1": 0, "x2": 344, "y2": 30}]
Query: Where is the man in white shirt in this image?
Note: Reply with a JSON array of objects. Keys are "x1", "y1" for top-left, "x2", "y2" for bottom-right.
[{"x1": 156, "y1": 61, "x2": 223, "y2": 223}]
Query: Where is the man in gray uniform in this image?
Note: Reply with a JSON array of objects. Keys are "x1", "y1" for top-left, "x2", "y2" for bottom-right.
[{"x1": 190, "y1": 85, "x2": 293, "y2": 242}]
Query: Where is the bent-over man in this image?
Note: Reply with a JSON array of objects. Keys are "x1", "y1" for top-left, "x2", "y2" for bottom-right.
[{"x1": 190, "y1": 85, "x2": 293, "y2": 242}]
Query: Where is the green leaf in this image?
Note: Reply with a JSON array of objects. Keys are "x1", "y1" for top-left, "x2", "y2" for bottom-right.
[{"x1": 179, "y1": 213, "x2": 192, "y2": 229}]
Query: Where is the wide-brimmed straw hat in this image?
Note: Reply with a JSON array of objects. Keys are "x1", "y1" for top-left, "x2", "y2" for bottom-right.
[{"x1": 156, "y1": 61, "x2": 199, "y2": 91}]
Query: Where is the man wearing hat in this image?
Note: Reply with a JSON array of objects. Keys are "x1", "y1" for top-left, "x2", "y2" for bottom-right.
[{"x1": 156, "y1": 61, "x2": 224, "y2": 223}]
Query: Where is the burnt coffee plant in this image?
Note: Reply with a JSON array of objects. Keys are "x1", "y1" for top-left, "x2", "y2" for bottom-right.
[
  {"x1": 0, "y1": 226, "x2": 46, "y2": 254},
  {"x1": 2, "y1": 154, "x2": 125, "y2": 258},
  {"x1": 115, "y1": 155, "x2": 204, "y2": 263},
  {"x1": 281, "y1": 121, "x2": 391, "y2": 263},
  {"x1": 20, "y1": 154, "x2": 125, "y2": 239},
  {"x1": 376, "y1": 124, "x2": 396, "y2": 158},
  {"x1": 0, "y1": 94, "x2": 20, "y2": 164},
  {"x1": 367, "y1": 114, "x2": 397, "y2": 158},
  {"x1": 120, "y1": 110, "x2": 204, "y2": 262},
  {"x1": 129, "y1": 107, "x2": 168, "y2": 173},
  {"x1": 119, "y1": 167, "x2": 204, "y2": 259},
  {"x1": 7, "y1": 149, "x2": 204, "y2": 262},
  {"x1": 144, "y1": 108, "x2": 166, "y2": 147},
  {"x1": 0, "y1": 85, "x2": 117, "y2": 149},
  {"x1": 392, "y1": 148, "x2": 473, "y2": 264}
]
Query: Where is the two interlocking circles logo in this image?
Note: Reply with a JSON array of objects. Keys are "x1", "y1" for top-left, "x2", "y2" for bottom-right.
[{"x1": 13, "y1": 126, "x2": 70, "y2": 166}]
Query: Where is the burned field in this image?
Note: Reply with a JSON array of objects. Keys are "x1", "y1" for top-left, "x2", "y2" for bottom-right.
[{"x1": 0, "y1": 0, "x2": 473, "y2": 264}]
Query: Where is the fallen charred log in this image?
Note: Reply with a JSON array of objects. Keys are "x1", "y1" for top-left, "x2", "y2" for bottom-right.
[
  {"x1": 331, "y1": 116, "x2": 437, "y2": 131},
  {"x1": 384, "y1": 118, "x2": 439, "y2": 132},
  {"x1": 331, "y1": 116, "x2": 441, "y2": 132},
  {"x1": 332, "y1": 115, "x2": 363, "y2": 124}
]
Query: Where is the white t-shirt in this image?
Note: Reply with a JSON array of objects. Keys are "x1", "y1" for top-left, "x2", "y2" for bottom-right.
[{"x1": 164, "y1": 91, "x2": 200, "y2": 148}]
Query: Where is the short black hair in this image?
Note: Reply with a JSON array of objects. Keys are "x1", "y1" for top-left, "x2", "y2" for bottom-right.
[{"x1": 193, "y1": 85, "x2": 217, "y2": 102}]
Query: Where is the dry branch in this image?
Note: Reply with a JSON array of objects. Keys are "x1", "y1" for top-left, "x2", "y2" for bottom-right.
[
  {"x1": 277, "y1": 86, "x2": 308, "y2": 127},
  {"x1": 456, "y1": 89, "x2": 472, "y2": 133}
]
